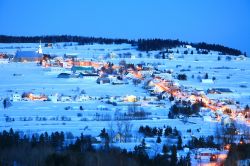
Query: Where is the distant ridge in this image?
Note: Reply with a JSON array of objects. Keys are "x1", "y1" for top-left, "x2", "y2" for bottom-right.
[{"x1": 0, "y1": 35, "x2": 244, "y2": 56}]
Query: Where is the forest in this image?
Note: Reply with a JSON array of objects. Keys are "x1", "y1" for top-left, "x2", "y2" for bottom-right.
[
  {"x1": 0, "y1": 35, "x2": 244, "y2": 56},
  {"x1": 0, "y1": 129, "x2": 191, "y2": 166}
]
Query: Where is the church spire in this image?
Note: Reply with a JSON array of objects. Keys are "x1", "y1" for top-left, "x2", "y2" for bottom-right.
[{"x1": 37, "y1": 40, "x2": 43, "y2": 54}]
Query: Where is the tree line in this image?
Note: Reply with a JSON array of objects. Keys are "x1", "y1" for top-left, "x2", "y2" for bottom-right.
[
  {"x1": 0, "y1": 35, "x2": 244, "y2": 56},
  {"x1": 0, "y1": 128, "x2": 191, "y2": 166},
  {"x1": 0, "y1": 35, "x2": 134, "y2": 45}
]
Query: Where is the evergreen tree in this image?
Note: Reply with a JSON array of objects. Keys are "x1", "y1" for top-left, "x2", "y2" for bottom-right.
[
  {"x1": 186, "y1": 152, "x2": 191, "y2": 166},
  {"x1": 204, "y1": 73, "x2": 209, "y2": 79},
  {"x1": 162, "y1": 53, "x2": 166, "y2": 59},
  {"x1": 31, "y1": 134, "x2": 37, "y2": 147},
  {"x1": 162, "y1": 144, "x2": 169, "y2": 154},
  {"x1": 245, "y1": 105, "x2": 250, "y2": 112},
  {"x1": 217, "y1": 56, "x2": 221, "y2": 61},
  {"x1": 39, "y1": 133, "x2": 45, "y2": 144},
  {"x1": 170, "y1": 145, "x2": 177, "y2": 166},
  {"x1": 156, "y1": 136, "x2": 161, "y2": 144},
  {"x1": 177, "y1": 136, "x2": 183, "y2": 150},
  {"x1": 169, "y1": 94, "x2": 175, "y2": 102},
  {"x1": 173, "y1": 127, "x2": 179, "y2": 136}
]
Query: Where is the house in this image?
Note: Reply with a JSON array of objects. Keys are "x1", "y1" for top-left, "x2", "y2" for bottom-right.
[
  {"x1": 97, "y1": 105, "x2": 108, "y2": 111},
  {"x1": 195, "y1": 148, "x2": 217, "y2": 161},
  {"x1": 64, "y1": 54, "x2": 77, "y2": 59},
  {"x1": 113, "y1": 133, "x2": 125, "y2": 143},
  {"x1": 126, "y1": 95, "x2": 137, "y2": 102},
  {"x1": 108, "y1": 52, "x2": 117, "y2": 59},
  {"x1": 57, "y1": 73, "x2": 71, "y2": 78},
  {"x1": 96, "y1": 77, "x2": 110, "y2": 84},
  {"x1": 131, "y1": 54, "x2": 136, "y2": 59},
  {"x1": 221, "y1": 116, "x2": 232, "y2": 125},
  {"x1": 167, "y1": 53, "x2": 174, "y2": 60},
  {"x1": 46, "y1": 67, "x2": 71, "y2": 75},
  {"x1": 78, "y1": 73, "x2": 99, "y2": 78},
  {"x1": 44, "y1": 43, "x2": 53, "y2": 48},
  {"x1": 76, "y1": 95, "x2": 90, "y2": 102},
  {"x1": 208, "y1": 88, "x2": 233, "y2": 94},
  {"x1": 203, "y1": 115, "x2": 212, "y2": 122},
  {"x1": 0, "y1": 53, "x2": 8, "y2": 59},
  {"x1": 12, "y1": 93, "x2": 22, "y2": 102},
  {"x1": 109, "y1": 75, "x2": 128, "y2": 85},
  {"x1": 201, "y1": 79, "x2": 214, "y2": 84},
  {"x1": 185, "y1": 45, "x2": 193, "y2": 49},
  {"x1": 71, "y1": 66, "x2": 95, "y2": 74},
  {"x1": 125, "y1": 72, "x2": 135, "y2": 79},
  {"x1": 234, "y1": 55, "x2": 246, "y2": 61},
  {"x1": 48, "y1": 94, "x2": 58, "y2": 103},
  {"x1": 60, "y1": 96, "x2": 72, "y2": 102},
  {"x1": 24, "y1": 93, "x2": 47, "y2": 101}
]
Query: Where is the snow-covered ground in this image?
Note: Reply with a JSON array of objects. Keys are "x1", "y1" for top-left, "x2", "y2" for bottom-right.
[{"x1": 0, "y1": 42, "x2": 249, "y2": 163}]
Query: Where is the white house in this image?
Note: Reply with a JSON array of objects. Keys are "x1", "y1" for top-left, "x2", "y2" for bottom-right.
[
  {"x1": 48, "y1": 94, "x2": 58, "y2": 103},
  {"x1": 167, "y1": 53, "x2": 174, "y2": 60},
  {"x1": 60, "y1": 96, "x2": 72, "y2": 102},
  {"x1": 97, "y1": 105, "x2": 108, "y2": 111},
  {"x1": 201, "y1": 79, "x2": 214, "y2": 84},
  {"x1": 203, "y1": 115, "x2": 212, "y2": 122},
  {"x1": 185, "y1": 45, "x2": 193, "y2": 49},
  {"x1": 12, "y1": 93, "x2": 22, "y2": 102},
  {"x1": 131, "y1": 54, "x2": 136, "y2": 59},
  {"x1": 195, "y1": 148, "x2": 218, "y2": 161},
  {"x1": 76, "y1": 95, "x2": 90, "y2": 102}
]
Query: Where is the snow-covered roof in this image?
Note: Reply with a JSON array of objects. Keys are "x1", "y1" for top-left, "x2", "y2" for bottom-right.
[
  {"x1": 15, "y1": 51, "x2": 42, "y2": 58},
  {"x1": 201, "y1": 79, "x2": 214, "y2": 84}
]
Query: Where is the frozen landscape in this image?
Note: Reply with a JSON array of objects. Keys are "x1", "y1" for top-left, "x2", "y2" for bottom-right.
[
  {"x1": 0, "y1": 41, "x2": 249, "y2": 165},
  {"x1": 1, "y1": 0, "x2": 249, "y2": 165}
]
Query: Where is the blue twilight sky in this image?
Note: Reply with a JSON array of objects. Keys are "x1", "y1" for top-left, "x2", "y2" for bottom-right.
[{"x1": 0, "y1": 0, "x2": 249, "y2": 54}]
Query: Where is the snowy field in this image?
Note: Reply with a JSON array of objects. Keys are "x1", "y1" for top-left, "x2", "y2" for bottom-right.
[
  {"x1": 0, "y1": 43, "x2": 249, "y2": 159},
  {"x1": 0, "y1": 62, "x2": 216, "y2": 139}
]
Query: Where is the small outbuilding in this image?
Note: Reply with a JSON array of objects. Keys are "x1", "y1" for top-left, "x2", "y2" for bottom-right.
[
  {"x1": 57, "y1": 73, "x2": 71, "y2": 78},
  {"x1": 96, "y1": 77, "x2": 110, "y2": 84}
]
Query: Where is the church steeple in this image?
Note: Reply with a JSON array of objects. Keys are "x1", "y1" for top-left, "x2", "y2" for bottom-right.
[{"x1": 37, "y1": 40, "x2": 43, "y2": 54}]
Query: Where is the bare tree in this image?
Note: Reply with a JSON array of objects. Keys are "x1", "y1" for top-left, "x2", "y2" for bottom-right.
[
  {"x1": 123, "y1": 121, "x2": 133, "y2": 143},
  {"x1": 107, "y1": 121, "x2": 115, "y2": 144},
  {"x1": 152, "y1": 142, "x2": 161, "y2": 157},
  {"x1": 116, "y1": 121, "x2": 123, "y2": 134},
  {"x1": 215, "y1": 123, "x2": 223, "y2": 146}
]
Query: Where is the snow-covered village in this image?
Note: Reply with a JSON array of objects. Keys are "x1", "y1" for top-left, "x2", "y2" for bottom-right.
[{"x1": 0, "y1": 1, "x2": 250, "y2": 166}]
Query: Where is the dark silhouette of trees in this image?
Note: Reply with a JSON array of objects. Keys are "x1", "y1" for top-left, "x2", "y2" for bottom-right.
[
  {"x1": 137, "y1": 38, "x2": 185, "y2": 51},
  {"x1": 0, "y1": 35, "x2": 132, "y2": 45},
  {"x1": 3, "y1": 98, "x2": 11, "y2": 109},
  {"x1": 187, "y1": 135, "x2": 218, "y2": 149},
  {"x1": 191, "y1": 42, "x2": 242, "y2": 56},
  {"x1": 225, "y1": 143, "x2": 250, "y2": 166},
  {"x1": 139, "y1": 125, "x2": 172, "y2": 138},
  {"x1": 177, "y1": 74, "x2": 187, "y2": 80},
  {"x1": 0, "y1": 35, "x2": 243, "y2": 56},
  {"x1": 0, "y1": 128, "x2": 200, "y2": 166}
]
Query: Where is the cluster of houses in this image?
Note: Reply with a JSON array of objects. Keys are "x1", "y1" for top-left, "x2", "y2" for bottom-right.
[
  {"x1": 11, "y1": 92, "x2": 94, "y2": 103},
  {"x1": 5, "y1": 43, "x2": 249, "y2": 125}
]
